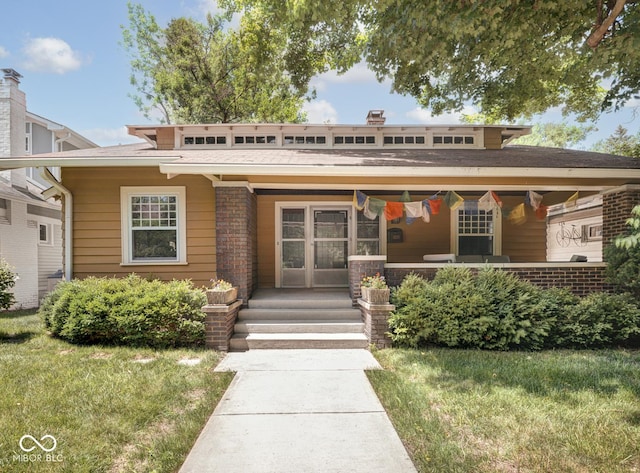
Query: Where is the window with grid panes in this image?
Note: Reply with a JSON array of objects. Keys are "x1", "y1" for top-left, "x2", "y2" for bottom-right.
[
  {"x1": 121, "y1": 187, "x2": 186, "y2": 264},
  {"x1": 456, "y1": 207, "x2": 495, "y2": 256}
]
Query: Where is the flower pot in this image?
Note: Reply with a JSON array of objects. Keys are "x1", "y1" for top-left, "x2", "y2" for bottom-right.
[
  {"x1": 206, "y1": 287, "x2": 238, "y2": 305},
  {"x1": 361, "y1": 287, "x2": 390, "y2": 304}
]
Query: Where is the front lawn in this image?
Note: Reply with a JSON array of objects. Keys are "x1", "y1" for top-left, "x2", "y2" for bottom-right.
[
  {"x1": 369, "y1": 348, "x2": 640, "y2": 473},
  {"x1": 0, "y1": 310, "x2": 233, "y2": 473}
]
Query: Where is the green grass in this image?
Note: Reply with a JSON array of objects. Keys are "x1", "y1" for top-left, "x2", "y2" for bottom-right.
[
  {"x1": 0, "y1": 310, "x2": 233, "y2": 473},
  {"x1": 369, "y1": 348, "x2": 640, "y2": 473}
]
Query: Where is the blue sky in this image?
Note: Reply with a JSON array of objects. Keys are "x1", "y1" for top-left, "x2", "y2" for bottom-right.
[{"x1": 1, "y1": 0, "x2": 638, "y2": 148}]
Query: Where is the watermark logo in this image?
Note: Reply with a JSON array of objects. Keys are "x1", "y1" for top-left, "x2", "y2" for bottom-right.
[
  {"x1": 11, "y1": 434, "x2": 63, "y2": 464},
  {"x1": 19, "y1": 435, "x2": 57, "y2": 453}
]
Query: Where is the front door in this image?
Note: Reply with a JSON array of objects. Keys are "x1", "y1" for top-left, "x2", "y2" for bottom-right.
[{"x1": 278, "y1": 205, "x2": 351, "y2": 287}]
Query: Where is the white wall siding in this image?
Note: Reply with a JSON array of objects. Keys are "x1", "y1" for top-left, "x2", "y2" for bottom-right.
[{"x1": 547, "y1": 206, "x2": 603, "y2": 263}]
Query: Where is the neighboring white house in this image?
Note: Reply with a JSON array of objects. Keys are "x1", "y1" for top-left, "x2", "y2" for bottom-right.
[
  {"x1": 0, "y1": 68, "x2": 97, "y2": 308},
  {"x1": 546, "y1": 194, "x2": 603, "y2": 263}
]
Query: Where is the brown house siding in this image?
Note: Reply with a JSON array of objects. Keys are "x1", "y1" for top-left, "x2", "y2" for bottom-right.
[
  {"x1": 501, "y1": 197, "x2": 547, "y2": 262},
  {"x1": 63, "y1": 167, "x2": 216, "y2": 288}
]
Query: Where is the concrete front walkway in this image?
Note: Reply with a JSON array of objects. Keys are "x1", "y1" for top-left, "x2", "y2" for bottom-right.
[{"x1": 179, "y1": 349, "x2": 418, "y2": 473}]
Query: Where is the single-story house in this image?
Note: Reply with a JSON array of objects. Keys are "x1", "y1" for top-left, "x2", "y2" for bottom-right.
[{"x1": 2, "y1": 114, "x2": 640, "y2": 308}]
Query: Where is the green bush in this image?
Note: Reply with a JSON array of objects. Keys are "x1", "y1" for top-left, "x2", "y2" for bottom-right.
[
  {"x1": 39, "y1": 275, "x2": 207, "y2": 348},
  {"x1": 553, "y1": 292, "x2": 640, "y2": 348},
  {"x1": 604, "y1": 241, "x2": 640, "y2": 299},
  {"x1": 0, "y1": 258, "x2": 17, "y2": 310},
  {"x1": 388, "y1": 268, "x2": 640, "y2": 350}
]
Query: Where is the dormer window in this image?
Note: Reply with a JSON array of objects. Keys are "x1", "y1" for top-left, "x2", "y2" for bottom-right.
[
  {"x1": 334, "y1": 135, "x2": 376, "y2": 145},
  {"x1": 433, "y1": 135, "x2": 475, "y2": 146}
]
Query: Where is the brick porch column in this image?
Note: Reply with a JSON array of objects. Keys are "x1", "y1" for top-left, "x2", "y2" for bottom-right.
[
  {"x1": 358, "y1": 299, "x2": 395, "y2": 349},
  {"x1": 602, "y1": 185, "x2": 640, "y2": 257},
  {"x1": 215, "y1": 186, "x2": 257, "y2": 304},
  {"x1": 348, "y1": 256, "x2": 387, "y2": 305}
]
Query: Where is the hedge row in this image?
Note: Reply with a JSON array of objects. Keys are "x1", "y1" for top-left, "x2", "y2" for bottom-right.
[
  {"x1": 388, "y1": 267, "x2": 640, "y2": 350},
  {"x1": 39, "y1": 275, "x2": 206, "y2": 348}
]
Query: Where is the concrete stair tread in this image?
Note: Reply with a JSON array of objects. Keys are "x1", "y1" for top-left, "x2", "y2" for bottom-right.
[
  {"x1": 229, "y1": 332, "x2": 369, "y2": 350},
  {"x1": 235, "y1": 320, "x2": 364, "y2": 334},
  {"x1": 242, "y1": 333, "x2": 368, "y2": 340},
  {"x1": 238, "y1": 309, "x2": 361, "y2": 321}
]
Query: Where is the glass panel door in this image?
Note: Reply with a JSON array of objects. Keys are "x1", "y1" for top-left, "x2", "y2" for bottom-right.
[
  {"x1": 313, "y1": 209, "x2": 350, "y2": 286},
  {"x1": 281, "y1": 208, "x2": 306, "y2": 287}
]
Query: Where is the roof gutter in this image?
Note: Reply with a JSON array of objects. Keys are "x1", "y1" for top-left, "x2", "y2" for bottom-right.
[{"x1": 39, "y1": 167, "x2": 73, "y2": 281}]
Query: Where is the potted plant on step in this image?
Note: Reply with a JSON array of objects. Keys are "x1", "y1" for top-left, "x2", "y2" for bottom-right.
[
  {"x1": 206, "y1": 279, "x2": 238, "y2": 305},
  {"x1": 360, "y1": 273, "x2": 390, "y2": 304}
]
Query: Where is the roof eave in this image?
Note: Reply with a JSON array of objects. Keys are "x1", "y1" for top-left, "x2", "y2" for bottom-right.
[{"x1": 157, "y1": 163, "x2": 640, "y2": 180}]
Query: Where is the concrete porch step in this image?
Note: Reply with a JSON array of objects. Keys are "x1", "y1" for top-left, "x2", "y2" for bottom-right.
[
  {"x1": 235, "y1": 320, "x2": 365, "y2": 334},
  {"x1": 237, "y1": 308, "x2": 361, "y2": 321},
  {"x1": 247, "y1": 289, "x2": 354, "y2": 310},
  {"x1": 229, "y1": 332, "x2": 369, "y2": 350}
]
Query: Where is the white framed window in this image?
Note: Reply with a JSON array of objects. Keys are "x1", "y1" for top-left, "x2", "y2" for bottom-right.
[
  {"x1": 25, "y1": 122, "x2": 32, "y2": 154},
  {"x1": 451, "y1": 206, "x2": 502, "y2": 256},
  {"x1": 0, "y1": 198, "x2": 10, "y2": 224},
  {"x1": 120, "y1": 187, "x2": 187, "y2": 265},
  {"x1": 38, "y1": 223, "x2": 53, "y2": 245}
]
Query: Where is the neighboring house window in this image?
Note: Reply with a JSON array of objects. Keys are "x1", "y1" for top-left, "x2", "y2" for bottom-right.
[
  {"x1": 453, "y1": 207, "x2": 501, "y2": 256},
  {"x1": 120, "y1": 187, "x2": 187, "y2": 264},
  {"x1": 0, "y1": 198, "x2": 10, "y2": 224},
  {"x1": 25, "y1": 122, "x2": 32, "y2": 154},
  {"x1": 38, "y1": 223, "x2": 53, "y2": 245},
  {"x1": 583, "y1": 223, "x2": 603, "y2": 242}
]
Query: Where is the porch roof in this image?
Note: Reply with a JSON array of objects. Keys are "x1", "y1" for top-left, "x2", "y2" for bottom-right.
[{"x1": 2, "y1": 142, "x2": 640, "y2": 188}]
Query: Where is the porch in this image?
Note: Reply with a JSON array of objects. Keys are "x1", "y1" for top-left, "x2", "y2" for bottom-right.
[
  {"x1": 228, "y1": 289, "x2": 369, "y2": 351},
  {"x1": 348, "y1": 256, "x2": 609, "y2": 305}
]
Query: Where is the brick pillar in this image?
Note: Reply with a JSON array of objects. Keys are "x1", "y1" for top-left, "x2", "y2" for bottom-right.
[
  {"x1": 348, "y1": 256, "x2": 387, "y2": 305},
  {"x1": 358, "y1": 299, "x2": 395, "y2": 348},
  {"x1": 602, "y1": 186, "x2": 640, "y2": 258},
  {"x1": 203, "y1": 300, "x2": 242, "y2": 351},
  {"x1": 215, "y1": 186, "x2": 257, "y2": 303}
]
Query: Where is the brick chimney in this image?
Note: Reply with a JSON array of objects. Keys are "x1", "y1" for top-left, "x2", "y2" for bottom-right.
[
  {"x1": 0, "y1": 68, "x2": 28, "y2": 187},
  {"x1": 366, "y1": 109, "x2": 385, "y2": 125}
]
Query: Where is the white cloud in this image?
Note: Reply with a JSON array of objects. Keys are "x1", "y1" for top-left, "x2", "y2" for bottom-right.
[
  {"x1": 303, "y1": 100, "x2": 339, "y2": 124},
  {"x1": 312, "y1": 62, "x2": 388, "y2": 92},
  {"x1": 0, "y1": 46, "x2": 9, "y2": 58},
  {"x1": 81, "y1": 127, "x2": 144, "y2": 147},
  {"x1": 405, "y1": 106, "x2": 477, "y2": 125},
  {"x1": 22, "y1": 37, "x2": 83, "y2": 74}
]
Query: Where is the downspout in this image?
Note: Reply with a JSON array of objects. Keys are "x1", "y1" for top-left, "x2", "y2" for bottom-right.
[
  {"x1": 54, "y1": 132, "x2": 72, "y2": 152},
  {"x1": 39, "y1": 167, "x2": 73, "y2": 281}
]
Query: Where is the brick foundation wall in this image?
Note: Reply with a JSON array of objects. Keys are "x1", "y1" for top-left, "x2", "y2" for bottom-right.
[
  {"x1": 385, "y1": 264, "x2": 610, "y2": 297},
  {"x1": 215, "y1": 186, "x2": 258, "y2": 303}
]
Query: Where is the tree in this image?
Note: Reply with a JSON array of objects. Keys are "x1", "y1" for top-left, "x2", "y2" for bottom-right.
[
  {"x1": 461, "y1": 114, "x2": 595, "y2": 148},
  {"x1": 513, "y1": 123, "x2": 596, "y2": 149},
  {"x1": 591, "y1": 125, "x2": 640, "y2": 157},
  {"x1": 121, "y1": 3, "x2": 308, "y2": 123},
  {"x1": 221, "y1": 0, "x2": 640, "y2": 122},
  {"x1": 605, "y1": 205, "x2": 640, "y2": 298}
]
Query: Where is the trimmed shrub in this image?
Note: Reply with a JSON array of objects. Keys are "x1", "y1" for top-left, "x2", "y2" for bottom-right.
[
  {"x1": 388, "y1": 268, "x2": 640, "y2": 350},
  {"x1": 553, "y1": 292, "x2": 640, "y2": 348},
  {"x1": 0, "y1": 259, "x2": 17, "y2": 310},
  {"x1": 39, "y1": 275, "x2": 206, "y2": 348},
  {"x1": 389, "y1": 268, "x2": 559, "y2": 350}
]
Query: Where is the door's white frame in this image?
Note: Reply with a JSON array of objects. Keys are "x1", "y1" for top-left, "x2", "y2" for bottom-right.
[{"x1": 275, "y1": 201, "x2": 386, "y2": 288}]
